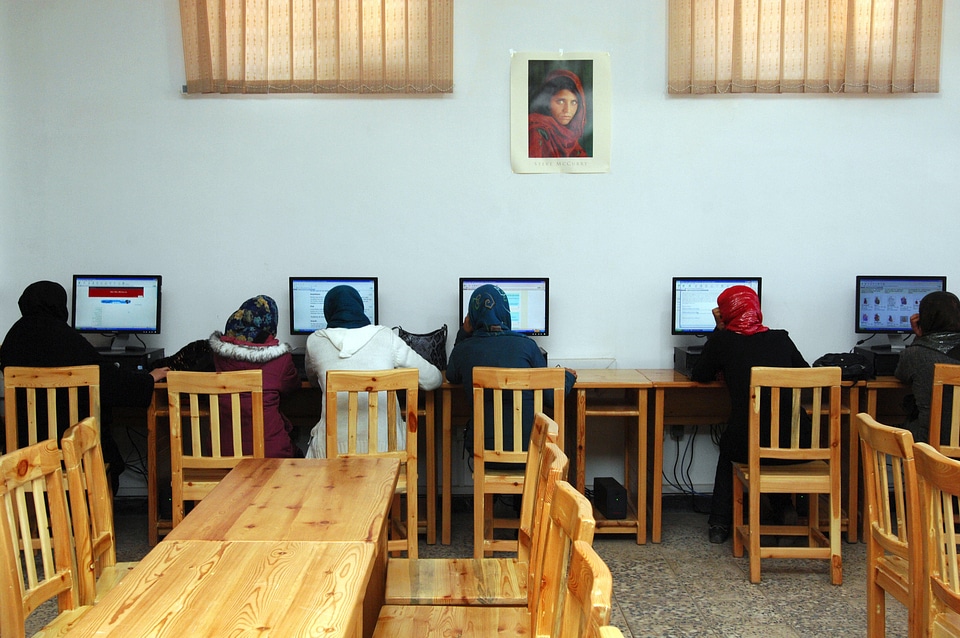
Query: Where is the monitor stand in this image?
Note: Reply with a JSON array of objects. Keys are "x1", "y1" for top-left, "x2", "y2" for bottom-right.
[
  {"x1": 868, "y1": 334, "x2": 908, "y2": 353},
  {"x1": 110, "y1": 333, "x2": 144, "y2": 351}
]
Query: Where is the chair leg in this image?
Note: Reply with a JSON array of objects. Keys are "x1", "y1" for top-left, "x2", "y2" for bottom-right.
[
  {"x1": 483, "y1": 494, "x2": 494, "y2": 558},
  {"x1": 732, "y1": 468, "x2": 744, "y2": 557},
  {"x1": 864, "y1": 544, "x2": 884, "y2": 637},
  {"x1": 749, "y1": 485, "x2": 761, "y2": 584},
  {"x1": 829, "y1": 491, "x2": 842, "y2": 585}
]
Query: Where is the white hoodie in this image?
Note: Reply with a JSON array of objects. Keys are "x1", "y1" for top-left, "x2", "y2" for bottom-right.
[{"x1": 304, "y1": 325, "x2": 442, "y2": 458}]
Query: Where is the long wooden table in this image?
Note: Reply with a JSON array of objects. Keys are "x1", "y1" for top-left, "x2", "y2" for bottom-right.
[
  {"x1": 145, "y1": 383, "x2": 437, "y2": 547},
  {"x1": 67, "y1": 457, "x2": 400, "y2": 638}
]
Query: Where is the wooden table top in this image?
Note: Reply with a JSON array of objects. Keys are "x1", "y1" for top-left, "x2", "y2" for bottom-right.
[
  {"x1": 64, "y1": 539, "x2": 374, "y2": 637},
  {"x1": 573, "y1": 368, "x2": 651, "y2": 388},
  {"x1": 165, "y1": 457, "x2": 400, "y2": 543}
]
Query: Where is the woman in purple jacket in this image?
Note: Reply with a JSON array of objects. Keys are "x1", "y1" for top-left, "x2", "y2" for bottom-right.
[{"x1": 208, "y1": 295, "x2": 301, "y2": 458}]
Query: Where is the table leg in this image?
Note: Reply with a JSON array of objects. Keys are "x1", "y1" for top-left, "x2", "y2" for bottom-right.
[
  {"x1": 845, "y1": 385, "x2": 859, "y2": 543},
  {"x1": 425, "y1": 391, "x2": 436, "y2": 545},
  {"x1": 636, "y1": 387, "x2": 648, "y2": 544},
  {"x1": 652, "y1": 388, "x2": 665, "y2": 544},
  {"x1": 147, "y1": 398, "x2": 158, "y2": 547},
  {"x1": 576, "y1": 389, "x2": 586, "y2": 492},
  {"x1": 441, "y1": 387, "x2": 452, "y2": 545}
]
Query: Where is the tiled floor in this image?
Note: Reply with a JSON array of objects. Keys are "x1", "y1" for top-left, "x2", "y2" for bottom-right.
[{"x1": 27, "y1": 497, "x2": 906, "y2": 637}]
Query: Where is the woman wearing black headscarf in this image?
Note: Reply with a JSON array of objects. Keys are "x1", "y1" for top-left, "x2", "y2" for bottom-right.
[
  {"x1": 303, "y1": 285, "x2": 442, "y2": 458},
  {"x1": 0, "y1": 280, "x2": 167, "y2": 488},
  {"x1": 895, "y1": 291, "x2": 960, "y2": 444},
  {"x1": 208, "y1": 295, "x2": 301, "y2": 458}
]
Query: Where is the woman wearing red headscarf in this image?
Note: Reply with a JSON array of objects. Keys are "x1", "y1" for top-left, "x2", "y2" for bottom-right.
[
  {"x1": 690, "y1": 285, "x2": 811, "y2": 544},
  {"x1": 528, "y1": 69, "x2": 589, "y2": 158}
]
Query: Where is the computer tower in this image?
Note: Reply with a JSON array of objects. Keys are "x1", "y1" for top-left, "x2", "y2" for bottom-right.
[
  {"x1": 854, "y1": 346, "x2": 901, "y2": 377},
  {"x1": 593, "y1": 477, "x2": 627, "y2": 520},
  {"x1": 673, "y1": 346, "x2": 703, "y2": 377}
]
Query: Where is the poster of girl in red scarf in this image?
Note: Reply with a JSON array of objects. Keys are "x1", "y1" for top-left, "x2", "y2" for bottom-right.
[{"x1": 511, "y1": 52, "x2": 610, "y2": 174}]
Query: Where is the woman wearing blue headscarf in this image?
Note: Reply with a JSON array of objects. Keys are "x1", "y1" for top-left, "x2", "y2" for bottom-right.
[
  {"x1": 446, "y1": 284, "x2": 576, "y2": 452},
  {"x1": 304, "y1": 285, "x2": 442, "y2": 458}
]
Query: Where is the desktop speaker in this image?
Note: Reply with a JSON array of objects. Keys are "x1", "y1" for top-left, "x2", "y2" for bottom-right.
[
  {"x1": 594, "y1": 477, "x2": 627, "y2": 520},
  {"x1": 673, "y1": 346, "x2": 702, "y2": 377}
]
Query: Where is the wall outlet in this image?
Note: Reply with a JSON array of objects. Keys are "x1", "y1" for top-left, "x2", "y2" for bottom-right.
[{"x1": 669, "y1": 425, "x2": 684, "y2": 441}]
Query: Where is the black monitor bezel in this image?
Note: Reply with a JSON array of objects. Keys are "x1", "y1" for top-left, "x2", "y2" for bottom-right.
[
  {"x1": 288, "y1": 276, "x2": 379, "y2": 335},
  {"x1": 70, "y1": 274, "x2": 163, "y2": 335},
  {"x1": 671, "y1": 276, "x2": 762, "y2": 336},
  {"x1": 458, "y1": 277, "x2": 550, "y2": 337},
  {"x1": 854, "y1": 275, "x2": 947, "y2": 335}
]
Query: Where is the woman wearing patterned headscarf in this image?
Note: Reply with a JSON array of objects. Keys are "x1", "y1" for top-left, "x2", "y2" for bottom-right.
[
  {"x1": 690, "y1": 285, "x2": 810, "y2": 544},
  {"x1": 895, "y1": 291, "x2": 960, "y2": 444},
  {"x1": 446, "y1": 284, "x2": 576, "y2": 453},
  {"x1": 528, "y1": 68, "x2": 589, "y2": 158},
  {"x1": 303, "y1": 285, "x2": 442, "y2": 458},
  {"x1": 209, "y1": 295, "x2": 301, "y2": 458}
]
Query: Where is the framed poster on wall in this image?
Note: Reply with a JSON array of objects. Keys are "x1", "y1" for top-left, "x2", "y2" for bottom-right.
[{"x1": 510, "y1": 51, "x2": 611, "y2": 174}]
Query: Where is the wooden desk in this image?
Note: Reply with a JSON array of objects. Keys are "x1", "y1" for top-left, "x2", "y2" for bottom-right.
[
  {"x1": 165, "y1": 457, "x2": 400, "y2": 543},
  {"x1": 574, "y1": 369, "x2": 650, "y2": 543},
  {"x1": 146, "y1": 384, "x2": 437, "y2": 547},
  {"x1": 640, "y1": 369, "x2": 863, "y2": 544},
  {"x1": 64, "y1": 539, "x2": 375, "y2": 637}
]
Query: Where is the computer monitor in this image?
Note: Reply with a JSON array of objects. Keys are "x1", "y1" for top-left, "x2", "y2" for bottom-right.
[
  {"x1": 855, "y1": 275, "x2": 947, "y2": 334},
  {"x1": 672, "y1": 277, "x2": 762, "y2": 335},
  {"x1": 459, "y1": 278, "x2": 549, "y2": 336},
  {"x1": 71, "y1": 275, "x2": 162, "y2": 350},
  {"x1": 288, "y1": 277, "x2": 379, "y2": 335}
]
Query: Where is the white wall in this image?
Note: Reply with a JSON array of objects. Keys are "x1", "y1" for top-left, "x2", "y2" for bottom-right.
[{"x1": 3, "y1": 1, "x2": 959, "y2": 489}]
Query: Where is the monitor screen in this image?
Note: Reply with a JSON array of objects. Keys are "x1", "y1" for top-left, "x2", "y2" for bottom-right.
[
  {"x1": 856, "y1": 275, "x2": 947, "y2": 334},
  {"x1": 459, "y1": 278, "x2": 549, "y2": 336},
  {"x1": 672, "y1": 277, "x2": 762, "y2": 335},
  {"x1": 71, "y1": 275, "x2": 162, "y2": 335},
  {"x1": 289, "y1": 277, "x2": 379, "y2": 335}
]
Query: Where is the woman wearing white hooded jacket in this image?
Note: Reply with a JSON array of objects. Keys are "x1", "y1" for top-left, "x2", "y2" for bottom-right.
[{"x1": 304, "y1": 285, "x2": 442, "y2": 458}]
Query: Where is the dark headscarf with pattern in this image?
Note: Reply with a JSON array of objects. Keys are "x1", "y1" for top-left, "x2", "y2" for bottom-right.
[
  {"x1": 468, "y1": 284, "x2": 513, "y2": 335},
  {"x1": 224, "y1": 295, "x2": 278, "y2": 344},
  {"x1": 323, "y1": 285, "x2": 371, "y2": 329},
  {"x1": 717, "y1": 285, "x2": 768, "y2": 336},
  {"x1": 18, "y1": 280, "x2": 69, "y2": 323}
]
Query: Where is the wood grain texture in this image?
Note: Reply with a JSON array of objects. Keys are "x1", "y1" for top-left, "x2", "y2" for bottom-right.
[{"x1": 63, "y1": 540, "x2": 374, "y2": 637}]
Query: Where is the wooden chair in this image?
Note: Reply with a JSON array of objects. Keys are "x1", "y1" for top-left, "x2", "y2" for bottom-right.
[
  {"x1": 857, "y1": 412, "x2": 922, "y2": 638},
  {"x1": 61, "y1": 417, "x2": 138, "y2": 605},
  {"x1": 325, "y1": 368, "x2": 419, "y2": 558},
  {"x1": 4, "y1": 365, "x2": 100, "y2": 453},
  {"x1": 373, "y1": 479, "x2": 596, "y2": 637},
  {"x1": 472, "y1": 366, "x2": 566, "y2": 559},
  {"x1": 913, "y1": 442, "x2": 960, "y2": 638},
  {"x1": 929, "y1": 362, "x2": 960, "y2": 459},
  {"x1": 555, "y1": 539, "x2": 613, "y2": 638},
  {"x1": 0, "y1": 440, "x2": 90, "y2": 637},
  {"x1": 598, "y1": 628, "x2": 627, "y2": 638},
  {"x1": 384, "y1": 417, "x2": 568, "y2": 606},
  {"x1": 732, "y1": 366, "x2": 843, "y2": 585},
  {"x1": 167, "y1": 370, "x2": 264, "y2": 527}
]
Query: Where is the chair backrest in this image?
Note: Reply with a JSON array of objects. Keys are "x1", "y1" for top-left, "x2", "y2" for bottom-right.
[
  {"x1": 531, "y1": 480, "x2": 597, "y2": 635},
  {"x1": 913, "y1": 442, "x2": 960, "y2": 635},
  {"x1": 471, "y1": 366, "x2": 566, "y2": 467},
  {"x1": 556, "y1": 539, "x2": 613, "y2": 638},
  {"x1": 526, "y1": 441, "x2": 570, "y2": 614},
  {"x1": 929, "y1": 362, "x2": 960, "y2": 459},
  {"x1": 325, "y1": 368, "x2": 419, "y2": 558},
  {"x1": 748, "y1": 366, "x2": 841, "y2": 467},
  {"x1": 167, "y1": 370, "x2": 265, "y2": 523},
  {"x1": 857, "y1": 412, "x2": 922, "y2": 633},
  {"x1": 4, "y1": 365, "x2": 100, "y2": 454},
  {"x1": 517, "y1": 412, "x2": 560, "y2": 563},
  {"x1": 0, "y1": 440, "x2": 80, "y2": 638},
  {"x1": 61, "y1": 417, "x2": 116, "y2": 606}
]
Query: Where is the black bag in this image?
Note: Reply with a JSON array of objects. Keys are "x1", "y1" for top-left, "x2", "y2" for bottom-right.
[
  {"x1": 149, "y1": 339, "x2": 215, "y2": 372},
  {"x1": 812, "y1": 352, "x2": 874, "y2": 381},
  {"x1": 395, "y1": 325, "x2": 448, "y2": 371}
]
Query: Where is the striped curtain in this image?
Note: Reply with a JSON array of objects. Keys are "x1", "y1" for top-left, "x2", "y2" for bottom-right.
[
  {"x1": 179, "y1": 0, "x2": 454, "y2": 94},
  {"x1": 668, "y1": 0, "x2": 942, "y2": 94}
]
